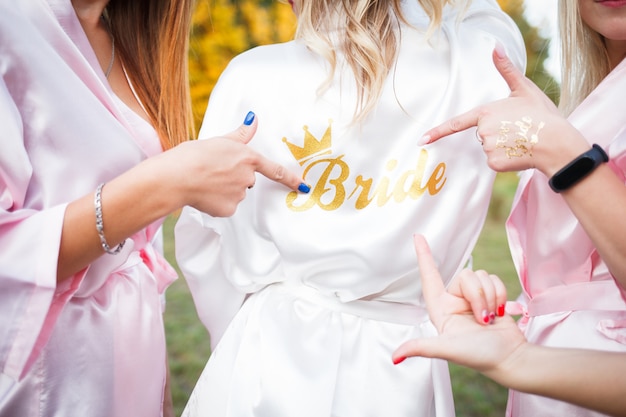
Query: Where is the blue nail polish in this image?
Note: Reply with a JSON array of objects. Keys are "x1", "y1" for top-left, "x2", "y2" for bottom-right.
[
  {"x1": 298, "y1": 183, "x2": 311, "y2": 193},
  {"x1": 243, "y1": 111, "x2": 255, "y2": 126}
]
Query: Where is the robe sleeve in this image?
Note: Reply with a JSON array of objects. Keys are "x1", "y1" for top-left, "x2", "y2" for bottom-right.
[
  {"x1": 607, "y1": 128, "x2": 626, "y2": 299},
  {"x1": 174, "y1": 56, "x2": 256, "y2": 349},
  {"x1": 0, "y1": 77, "x2": 86, "y2": 381},
  {"x1": 462, "y1": 0, "x2": 527, "y2": 74},
  {"x1": 175, "y1": 207, "x2": 247, "y2": 349}
]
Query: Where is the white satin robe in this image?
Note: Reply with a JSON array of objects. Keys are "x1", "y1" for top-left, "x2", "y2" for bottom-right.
[
  {"x1": 0, "y1": 1, "x2": 177, "y2": 416},
  {"x1": 504, "y1": 59, "x2": 626, "y2": 416},
  {"x1": 175, "y1": 1, "x2": 525, "y2": 416}
]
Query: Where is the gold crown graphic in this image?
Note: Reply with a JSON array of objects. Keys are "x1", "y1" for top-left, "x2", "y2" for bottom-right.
[{"x1": 282, "y1": 121, "x2": 333, "y2": 165}]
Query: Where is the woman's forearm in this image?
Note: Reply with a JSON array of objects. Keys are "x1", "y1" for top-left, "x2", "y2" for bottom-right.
[
  {"x1": 492, "y1": 343, "x2": 626, "y2": 417},
  {"x1": 57, "y1": 160, "x2": 178, "y2": 281},
  {"x1": 559, "y1": 163, "x2": 626, "y2": 289}
]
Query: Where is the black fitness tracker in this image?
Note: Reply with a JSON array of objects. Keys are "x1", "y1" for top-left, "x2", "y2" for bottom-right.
[{"x1": 548, "y1": 144, "x2": 609, "y2": 193}]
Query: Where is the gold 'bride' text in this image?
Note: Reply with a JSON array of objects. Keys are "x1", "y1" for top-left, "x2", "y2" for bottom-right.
[{"x1": 286, "y1": 148, "x2": 446, "y2": 211}]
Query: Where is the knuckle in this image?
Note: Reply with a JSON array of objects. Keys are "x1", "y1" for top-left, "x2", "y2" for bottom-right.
[
  {"x1": 459, "y1": 268, "x2": 473, "y2": 277},
  {"x1": 244, "y1": 149, "x2": 260, "y2": 164},
  {"x1": 236, "y1": 127, "x2": 249, "y2": 143},
  {"x1": 272, "y1": 165, "x2": 285, "y2": 180},
  {"x1": 500, "y1": 59, "x2": 516, "y2": 75},
  {"x1": 447, "y1": 118, "x2": 463, "y2": 133},
  {"x1": 225, "y1": 200, "x2": 240, "y2": 217},
  {"x1": 488, "y1": 157, "x2": 507, "y2": 172},
  {"x1": 476, "y1": 107, "x2": 492, "y2": 120}
]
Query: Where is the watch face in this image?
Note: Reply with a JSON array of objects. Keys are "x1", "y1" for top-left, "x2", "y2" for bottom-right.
[{"x1": 550, "y1": 156, "x2": 595, "y2": 191}]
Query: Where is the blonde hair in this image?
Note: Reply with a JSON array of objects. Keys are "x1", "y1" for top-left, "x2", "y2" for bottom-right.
[
  {"x1": 292, "y1": 0, "x2": 467, "y2": 122},
  {"x1": 558, "y1": 0, "x2": 611, "y2": 115},
  {"x1": 106, "y1": 0, "x2": 195, "y2": 149}
]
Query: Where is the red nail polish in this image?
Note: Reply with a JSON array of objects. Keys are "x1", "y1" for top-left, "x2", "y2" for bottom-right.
[
  {"x1": 482, "y1": 310, "x2": 490, "y2": 324},
  {"x1": 393, "y1": 356, "x2": 406, "y2": 365},
  {"x1": 497, "y1": 304, "x2": 505, "y2": 317}
]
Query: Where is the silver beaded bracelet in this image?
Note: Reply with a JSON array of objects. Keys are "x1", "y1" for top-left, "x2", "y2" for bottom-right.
[{"x1": 94, "y1": 183, "x2": 125, "y2": 255}]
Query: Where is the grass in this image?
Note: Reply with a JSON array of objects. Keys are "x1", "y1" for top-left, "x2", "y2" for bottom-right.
[{"x1": 162, "y1": 172, "x2": 522, "y2": 417}]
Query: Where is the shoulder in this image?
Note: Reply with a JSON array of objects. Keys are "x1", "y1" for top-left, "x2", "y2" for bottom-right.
[
  {"x1": 401, "y1": 0, "x2": 526, "y2": 73},
  {"x1": 211, "y1": 39, "x2": 323, "y2": 94},
  {"x1": 225, "y1": 40, "x2": 309, "y2": 74}
]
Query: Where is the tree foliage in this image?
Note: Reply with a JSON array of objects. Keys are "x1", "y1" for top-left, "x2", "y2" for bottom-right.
[
  {"x1": 188, "y1": 0, "x2": 557, "y2": 133},
  {"x1": 189, "y1": 0, "x2": 297, "y2": 130},
  {"x1": 497, "y1": 0, "x2": 559, "y2": 101}
]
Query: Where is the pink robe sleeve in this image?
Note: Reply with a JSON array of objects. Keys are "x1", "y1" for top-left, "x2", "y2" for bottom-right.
[
  {"x1": 607, "y1": 132, "x2": 626, "y2": 300},
  {"x1": 0, "y1": 78, "x2": 85, "y2": 381}
]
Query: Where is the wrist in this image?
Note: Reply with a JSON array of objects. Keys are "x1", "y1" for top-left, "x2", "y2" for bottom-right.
[
  {"x1": 94, "y1": 183, "x2": 126, "y2": 254},
  {"x1": 530, "y1": 121, "x2": 589, "y2": 178},
  {"x1": 155, "y1": 141, "x2": 201, "y2": 210},
  {"x1": 113, "y1": 156, "x2": 182, "y2": 224},
  {"x1": 488, "y1": 341, "x2": 535, "y2": 392}
]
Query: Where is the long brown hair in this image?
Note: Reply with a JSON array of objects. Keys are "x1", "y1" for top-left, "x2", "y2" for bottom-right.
[{"x1": 106, "y1": 0, "x2": 195, "y2": 149}]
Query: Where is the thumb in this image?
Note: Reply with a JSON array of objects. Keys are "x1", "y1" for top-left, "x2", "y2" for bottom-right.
[
  {"x1": 392, "y1": 336, "x2": 454, "y2": 364},
  {"x1": 492, "y1": 43, "x2": 535, "y2": 96},
  {"x1": 222, "y1": 111, "x2": 259, "y2": 145},
  {"x1": 414, "y1": 235, "x2": 446, "y2": 306}
]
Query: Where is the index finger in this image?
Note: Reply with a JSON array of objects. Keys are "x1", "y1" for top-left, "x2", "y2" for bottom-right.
[
  {"x1": 420, "y1": 44, "x2": 532, "y2": 146},
  {"x1": 254, "y1": 153, "x2": 311, "y2": 193},
  {"x1": 420, "y1": 107, "x2": 480, "y2": 145},
  {"x1": 414, "y1": 234, "x2": 446, "y2": 304}
]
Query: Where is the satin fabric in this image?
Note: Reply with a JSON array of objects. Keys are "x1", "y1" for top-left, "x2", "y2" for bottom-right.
[
  {"x1": 505, "y1": 59, "x2": 626, "y2": 417},
  {"x1": 0, "y1": 1, "x2": 177, "y2": 416},
  {"x1": 175, "y1": 1, "x2": 525, "y2": 416}
]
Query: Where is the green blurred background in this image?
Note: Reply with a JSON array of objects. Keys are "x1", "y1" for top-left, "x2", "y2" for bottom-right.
[{"x1": 164, "y1": 0, "x2": 557, "y2": 415}]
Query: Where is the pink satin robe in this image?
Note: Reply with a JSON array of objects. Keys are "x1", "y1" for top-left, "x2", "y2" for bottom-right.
[
  {"x1": 175, "y1": 1, "x2": 526, "y2": 416},
  {"x1": 0, "y1": 1, "x2": 177, "y2": 416},
  {"x1": 505, "y1": 59, "x2": 626, "y2": 416}
]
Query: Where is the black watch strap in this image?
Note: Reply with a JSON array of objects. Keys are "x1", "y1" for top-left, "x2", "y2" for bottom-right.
[{"x1": 548, "y1": 144, "x2": 609, "y2": 193}]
